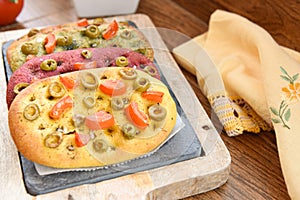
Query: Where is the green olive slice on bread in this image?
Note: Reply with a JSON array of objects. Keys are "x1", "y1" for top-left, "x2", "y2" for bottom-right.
[
  {"x1": 80, "y1": 72, "x2": 99, "y2": 89},
  {"x1": 40, "y1": 59, "x2": 58, "y2": 71},
  {"x1": 13, "y1": 82, "x2": 29, "y2": 94},
  {"x1": 119, "y1": 68, "x2": 137, "y2": 80},
  {"x1": 48, "y1": 82, "x2": 66, "y2": 98},
  {"x1": 23, "y1": 103, "x2": 40, "y2": 121}
]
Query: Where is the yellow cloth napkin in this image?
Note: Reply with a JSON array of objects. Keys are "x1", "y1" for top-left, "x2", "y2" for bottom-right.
[{"x1": 173, "y1": 10, "x2": 300, "y2": 200}]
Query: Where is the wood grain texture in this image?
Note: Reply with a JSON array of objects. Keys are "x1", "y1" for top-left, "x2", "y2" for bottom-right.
[
  {"x1": 0, "y1": 0, "x2": 294, "y2": 199},
  {"x1": 137, "y1": 0, "x2": 291, "y2": 199},
  {"x1": 173, "y1": 0, "x2": 300, "y2": 52}
]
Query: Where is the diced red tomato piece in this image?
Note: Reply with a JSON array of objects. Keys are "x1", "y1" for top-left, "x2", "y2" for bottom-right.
[
  {"x1": 99, "y1": 79, "x2": 126, "y2": 96},
  {"x1": 125, "y1": 101, "x2": 149, "y2": 129},
  {"x1": 141, "y1": 91, "x2": 164, "y2": 103},
  {"x1": 77, "y1": 18, "x2": 89, "y2": 27},
  {"x1": 44, "y1": 33, "x2": 56, "y2": 54},
  {"x1": 74, "y1": 62, "x2": 83, "y2": 70},
  {"x1": 85, "y1": 111, "x2": 115, "y2": 130},
  {"x1": 75, "y1": 132, "x2": 90, "y2": 147},
  {"x1": 59, "y1": 76, "x2": 75, "y2": 90},
  {"x1": 73, "y1": 61, "x2": 97, "y2": 70},
  {"x1": 49, "y1": 96, "x2": 73, "y2": 119},
  {"x1": 102, "y1": 20, "x2": 118, "y2": 40}
]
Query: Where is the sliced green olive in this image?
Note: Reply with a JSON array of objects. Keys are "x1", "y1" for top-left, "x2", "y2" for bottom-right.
[
  {"x1": 111, "y1": 98, "x2": 124, "y2": 110},
  {"x1": 143, "y1": 65, "x2": 158, "y2": 77},
  {"x1": 85, "y1": 25, "x2": 100, "y2": 39},
  {"x1": 48, "y1": 81, "x2": 65, "y2": 98},
  {"x1": 14, "y1": 82, "x2": 29, "y2": 94},
  {"x1": 136, "y1": 48, "x2": 146, "y2": 55},
  {"x1": 23, "y1": 103, "x2": 40, "y2": 121},
  {"x1": 134, "y1": 77, "x2": 150, "y2": 92},
  {"x1": 83, "y1": 96, "x2": 96, "y2": 108},
  {"x1": 93, "y1": 139, "x2": 108, "y2": 153},
  {"x1": 27, "y1": 28, "x2": 39, "y2": 37},
  {"x1": 116, "y1": 56, "x2": 129, "y2": 67},
  {"x1": 122, "y1": 123, "x2": 136, "y2": 139},
  {"x1": 92, "y1": 18, "x2": 104, "y2": 25},
  {"x1": 119, "y1": 68, "x2": 137, "y2": 80},
  {"x1": 148, "y1": 104, "x2": 167, "y2": 121},
  {"x1": 44, "y1": 131, "x2": 63, "y2": 148},
  {"x1": 21, "y1": 42, "x2": 38, "y2": 55},
  {"x1": 40, "y1": 59, "x2": 58, "y2": 71},
  {"x1": 56, "y1": 35, "x2": 73, "y2": 46},
  {"x1": 120, "y1": 29, "x2": 132, "y2": 39},
  {"x1": 80, "y1": 72, "x2": 99, "y2": 89},
  {"x1": 81, "y1": 49, "x2": 92, "y2": 59}
]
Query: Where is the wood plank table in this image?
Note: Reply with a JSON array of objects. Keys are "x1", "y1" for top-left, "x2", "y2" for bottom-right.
[{"x1": 1, "y1": 0, "x2": 295, "y2": 199}]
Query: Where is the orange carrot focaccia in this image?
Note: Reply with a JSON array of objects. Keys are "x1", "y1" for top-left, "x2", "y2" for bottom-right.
[
  {"x1": 8, "y1": 67, "x2": 177, "y2": 168},
  {"x1": 7, "y1": 18, "x2": 154, "y2": 72}
]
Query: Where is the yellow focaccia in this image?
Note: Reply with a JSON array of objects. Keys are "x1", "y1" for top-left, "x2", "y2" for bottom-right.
[{"x1": 8, "y1": 67, "x2": 177, "y2": 168}]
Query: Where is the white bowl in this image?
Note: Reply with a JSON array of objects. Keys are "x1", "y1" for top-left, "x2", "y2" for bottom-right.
[{"x1": 72, "y1": 0, "x2": 140, "y2": 18}]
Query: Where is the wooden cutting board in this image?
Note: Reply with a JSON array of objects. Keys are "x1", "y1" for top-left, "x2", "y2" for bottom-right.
[{"x1": 0, "y1": 14, "x2": 230, "y2": 200}]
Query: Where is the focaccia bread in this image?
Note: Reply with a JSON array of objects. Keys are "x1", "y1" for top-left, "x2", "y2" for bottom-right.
[
  {"x1": 7, "y1": 19, "x2": 153, "y2": 72},
  {"x1": 8, "y1": 67, "x2": 177, "y2": 168},
  {"x1": 6, "y1": 47, "x2": 159, "y2": 108},
  {"x1": 6, "y1": 18, "x2": 95, "y2": 58}
]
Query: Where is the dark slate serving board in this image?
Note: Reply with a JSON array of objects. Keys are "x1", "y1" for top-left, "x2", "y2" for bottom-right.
[{"x1": 2, "y1": 24, "x2": 204, "y2": 196}]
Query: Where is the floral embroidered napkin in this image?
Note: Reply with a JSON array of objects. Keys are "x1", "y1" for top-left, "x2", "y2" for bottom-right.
[{"x1": 173, "y1": 10, "x2": 300, "y2": 200}]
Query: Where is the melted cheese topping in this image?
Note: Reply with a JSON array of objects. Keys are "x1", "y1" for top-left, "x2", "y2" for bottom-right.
[{"x1": 72, "y1": 67, "x2": 169, "y2": 165}]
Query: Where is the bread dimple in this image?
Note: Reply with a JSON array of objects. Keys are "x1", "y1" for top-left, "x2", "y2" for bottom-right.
[{"x1": 8, "y1": 67, "x2": 177, "y2": 168}]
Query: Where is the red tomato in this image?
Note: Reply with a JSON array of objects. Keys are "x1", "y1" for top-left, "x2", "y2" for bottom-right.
[
  {"x1": 125, "y1": 101, "x2": 149, "y2": 129},
  {"x1": 73, "y1": 61, "x2": 97, "y2": 70},
  {"x1": 49, "y1": 96, "x2": 73, "y2": 119},
  {"x1": 85, "y1": 111, "x2": 115, "y2": 130},
  {"x1": 102, "y1": 20, "x2": 118, "y2": 40},
  {"x1": 0, "y1": 0, "x2": 24, "y2": 26},
  {"x1": 77, "y1": 18, "x2": 89, "y2": 27},
  {"x1": 44, "y1": 33, "x2": 56, "y2": 54},
  {"x1": 75, "y1": 132, "x2": 90, "y2": 147},
  {"x1": 142, "y1": 91, "x2": 164, "y2": 103},
  {"x1": 99, "y1": 79, "x2": 126, "y2": 96},
  {"x1": 59, "y1": 76, "x2": 75, "y2": 90}
]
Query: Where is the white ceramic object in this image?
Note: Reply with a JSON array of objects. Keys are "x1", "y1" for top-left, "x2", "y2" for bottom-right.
[{"x1": 72, "y1": 0, "x2": 140, "y2": 18}]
